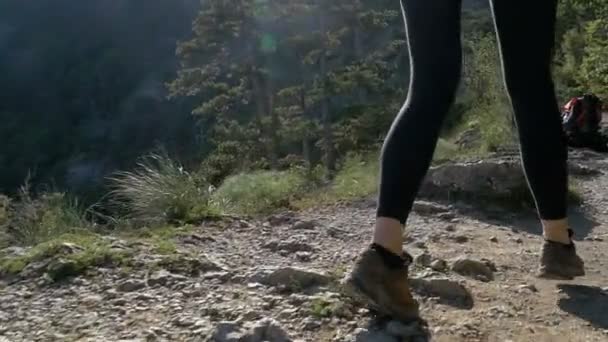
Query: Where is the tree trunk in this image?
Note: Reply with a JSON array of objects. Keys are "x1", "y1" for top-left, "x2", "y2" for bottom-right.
[
  {"x1": 251, "y1": 72, "x2": 269, "y2": 168},
  {"x1": 299, "y1": 88, "x2": 312, "y2": 170},
  {"x1": 251, "y1": 70, "x2": 279, "y2": 169},
  {"x1": 267, "y1": 79, "x2": 280, "y2": 169},
  {"x1": 353, "y1": 24, "x2": 367, "y2": 103},
  {"x1": 251, "y1": 71, "x2": 265, "y2": 126},
  {"x1": 320, "y1": 12, "x2": 336, "y2": 175},
  {"x1": 321, "y1": 90, "x2": 335, "y2": 174}
]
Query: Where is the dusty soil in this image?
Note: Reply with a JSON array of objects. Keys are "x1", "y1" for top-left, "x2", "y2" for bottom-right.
[{"x1": 1, "y1": 149, "x2": 608, "y2": 342}]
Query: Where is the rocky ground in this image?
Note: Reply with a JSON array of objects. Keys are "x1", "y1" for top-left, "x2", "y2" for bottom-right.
[{"x1": 1, "y1": 149, "x2": 608, "y2": 342}]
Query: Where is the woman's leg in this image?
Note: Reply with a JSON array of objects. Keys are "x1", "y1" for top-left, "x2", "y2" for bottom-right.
[
  {"x1": 490, "y1": 0, "x2": 584, "y2": 279},
  {"x1": 344, "y1": 0, "x2": 463, "y2": 322},
  {"x1": 374, "y1": 0, "x2": 463, "y2": 254}
]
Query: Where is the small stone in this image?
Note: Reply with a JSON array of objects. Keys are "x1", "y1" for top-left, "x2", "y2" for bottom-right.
[
  {"x1": 148, "y1": 269, "x2": 188, "y2": 287},
  {"x1": 413, "y1": 241, "x2": 427, "y2": 249},
  {"x1": 438, "y1": 212, "x2": 456, "y2": 220},
  {"x1": 412, "y1": 201, "x2": 450, "y2": 215},
  {"x1": 296, "y1": 252, "x2": 312, "y2": 262},
  {"x1": 251, "y1": 267, "x2": 330, "y2": 291},
  {"x1": 486, "y1": 306, "x2": 515, "y2": 319},
  {"x1": 111, "y1": 298, "x2": 128, "y2": 306},
  {"x1": 332, "y1": 302, "x2": 354, "y2": 319},
  {"x1": 415, "y1": 253, "x2": 433, "y2": 267},
  {"x1": 301, "y1": 317, "x2": 320, "y2": 331},
  {"x1": 584, "y1": 235, "x2": 604, "y2": 242},
  {"x1": 292, "y1": 220, "x2": 316, "y2": 230},
  {"x1": 81, "y1": 294, "x2": 103, "y2": 305},
  {"x1": 261, "y1": 319, "x2": 291, "y2": 341},
  {"x1": 181, "y1": 234, "x2": 216, "y2": 245},
  {"x1": 241, "y1": 310, "x2": 261, "y2": 321},
  {"x1": 263, "y1": 240, "x2": 314, "y2": 253},
  {"x1": 268, "y1": 212, "x2": 296, "y2": 226},
  {"x1": 480, "y1": 258, "x2": 497, "y2": 272},
  {"x1": 146, "y1": 330, "x2": 159, "y2": 341},
  {"x1": 410, "y1": 277, "x2": 473, "y2": 308},
  {"x1": 451, "y1": 257, "x2": 494, "y2": 282},
  {"x1": 158, "y1": 254, "x2": 222, "y2": 276},
  {"x1": 430, "y1": 259, "x2": 448, "y2": 272},
  {"x1": 173, "y1": 316, "x2": 195, "y2": 327},
  {"x1": 445, "y1": 225, "x2": 456, "y2": 232},
  {"x1": 117, "y1": 279, "x2": 146, "y2": 292},
  {"x1": 277, "y1": 307, "x2": 299, "y2": 319},
  {"x1": 136, "y1": 293, "x2": 156, "y2": 301},
  {"x1": 51, "y1": 333, "x2": 67, "y2": 340},
  {"x1": 327, "y1": 226, "x2": 349, "y2": 238},
  {"x1": 489, "y1": 236, "x2": 498, "y2": 243},
  {"x1": 417, "y1": 269, "x2": 442, "y2": 279},
  {"x1": 210, "y1": 321, "x2": 245, "y2": 342},
  {"x1": 204, "y1": 271, "x2": 232, "y2": 282},
  {"x1": 287, "y1": 294, "x2": 310, "y2": 306},
  {"x1": 428, "y1": 234, "x2": 442, "y2": 242},
  {"x1": 451, "y1": 235, "x2": 469, "y2": 243}
]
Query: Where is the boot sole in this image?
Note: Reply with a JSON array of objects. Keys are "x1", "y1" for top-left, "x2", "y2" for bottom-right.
[
  {"x1": 341, "y1": 275, "x2": 421, "y2": 322},
  {"x1": 537, "y1": 268, "x2": 584, "y2": 280},
  {"x1": 537, "y1": 271, "x2": 574, "y2": 281},
  {"x1": 340, "y1": 275, "x2": 382, "y2": 312}
]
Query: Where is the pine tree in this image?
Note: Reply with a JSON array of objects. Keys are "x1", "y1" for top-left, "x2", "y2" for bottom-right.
[{"x1": 169, "y1": 0, "x2": 285, "y2": 170}]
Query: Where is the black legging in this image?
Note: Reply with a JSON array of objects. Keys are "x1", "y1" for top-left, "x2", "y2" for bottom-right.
[{"x1": 377, "y1": 0, "x2": 567, "y2": 224}]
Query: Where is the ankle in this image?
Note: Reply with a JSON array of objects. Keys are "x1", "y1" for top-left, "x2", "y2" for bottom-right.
[
  {"x1": 543, "y1": 230, "x2": 572, "y2": 244},
  {"x1": 373, "y1": 217, "x2": 404, "y2": 255},
  {"x1": 542, "y1": 219, "x2": 572, "y2": 244},
  {"x1": 370, "y1": 243, "x2": 406, "y2": 269}
]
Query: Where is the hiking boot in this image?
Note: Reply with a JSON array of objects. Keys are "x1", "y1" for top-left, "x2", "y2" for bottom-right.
[
  {"x1": 341, "y1": 245, "x2": 420, "y2": 322},
  {"x1": 538, "y1": 230, "x2": 585, "y2": 280}
]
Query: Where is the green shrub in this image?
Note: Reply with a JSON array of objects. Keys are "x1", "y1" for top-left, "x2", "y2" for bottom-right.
[
  {"x1": 108, "y1": 153, "x2": 220, "y2": 225},
  {"x1": 475, "y1": 104, "x2": 516, "y2": 152},
  {"x1": 310, "y1": 297, "x2": 335, "y2": 318},
  {"x1": 433, "y1": 138, "x2": 460, "y2": 163},
  {"x1": 0, "y1": 195, "x2": 10, "y2": 248},
  {"x1": 458, "y1": 32, "x2": 515, "y2": 153},
  {"x1": 330, "y1": 153, "x2": 379, "y2": 200},
  {"x1": 6, "y1": 185, "x2": 88, "y2": 246},
  {"x1": 212, "y1": 170, "x2": 307, "y2": 215},
  {"x1": 0, "y1": 232, "x2": 130, "y2": 281},
  {"x1": 0, "y1": 194, "x2": 9, "y2": 227},
  {"x1": 293, "y1": 153, "x2": 380, "y2": 209},
  {"x1": 567, "y1": 180, "x2": 584, "y2": 206}
]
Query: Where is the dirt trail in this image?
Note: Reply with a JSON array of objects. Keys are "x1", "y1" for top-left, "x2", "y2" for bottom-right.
[{"x1": 1, "y1": 150, "x2": 608, "y2": 342}]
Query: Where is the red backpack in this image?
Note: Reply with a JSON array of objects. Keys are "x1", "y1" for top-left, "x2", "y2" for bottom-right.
[{"x1": 562, "y1": 94, "x2": 602, "y2": 132}]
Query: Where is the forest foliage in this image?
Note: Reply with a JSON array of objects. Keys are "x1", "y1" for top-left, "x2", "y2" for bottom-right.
[{"x1": 0, "y1": 0, "x2": 605, "y2": 193}]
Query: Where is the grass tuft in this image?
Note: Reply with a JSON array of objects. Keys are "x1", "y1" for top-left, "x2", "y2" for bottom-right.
[
  {"x1": 108, "y1": 153, "x2": 221, "y2": 226},
  {"x1": 4, "y1": 182, "x2": 89, "y2": 246},
  {"x1": 0, "y1": 232, "x2": 130, "y2": 281},
  {"x1": 212, "y1": 170, "x2": 307, "y2": 215}
]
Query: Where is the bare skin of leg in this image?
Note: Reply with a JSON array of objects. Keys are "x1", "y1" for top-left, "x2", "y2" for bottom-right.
[
  {"x1": 373, "y1": 217, "x2": 571, "y2": 255},
  {"x1": 542, "y1": 218, "x2": 571, "y2": 244},
  {"x1": 373, "y1": 217, "x2": 404, "y2": 255}
]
